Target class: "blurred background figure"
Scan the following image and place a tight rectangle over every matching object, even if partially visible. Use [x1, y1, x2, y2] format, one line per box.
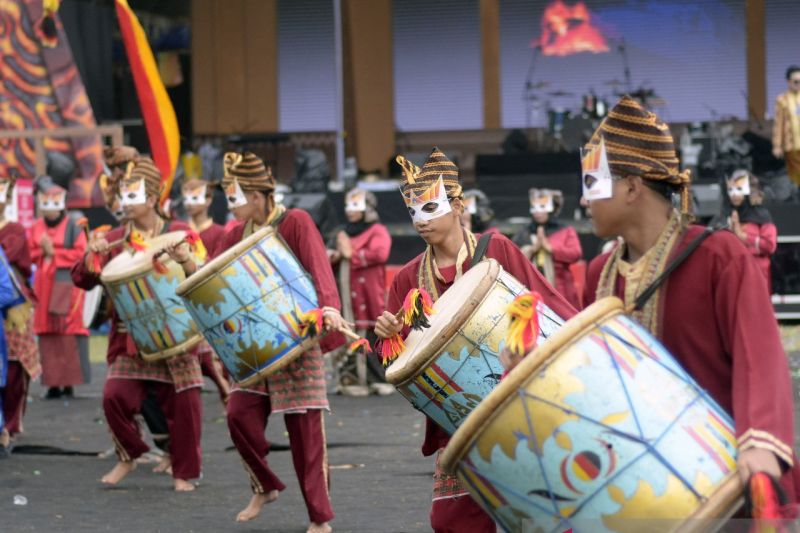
[722, 170, 777, 291]
[460, 189, 498, 234]
[30, 183, 89, 399]
[328, 188, 391, 395]
[514, 188, 583, 307]
[772, 65, 800, 186]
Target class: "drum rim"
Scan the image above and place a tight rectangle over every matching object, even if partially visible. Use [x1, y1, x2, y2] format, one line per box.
[139, 333, 204, 362]
[176, 226, 275, 297]
[440, 296, 623, 474]
[385, 259, 502, 385]
[100, 231, 187, 284]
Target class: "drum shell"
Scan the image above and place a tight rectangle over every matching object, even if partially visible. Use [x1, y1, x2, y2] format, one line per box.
[102, 253, 202, 361]
[385, 260, 564, 435]
[441, 298, 741, 531]
[176, 227, 319, 387]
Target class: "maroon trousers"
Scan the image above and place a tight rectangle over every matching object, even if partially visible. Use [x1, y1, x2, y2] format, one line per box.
[227, 390, 334, 524]
[103, 378, 202, 480]
[2, 362, 29, 436]
[431, 496, 496, 533]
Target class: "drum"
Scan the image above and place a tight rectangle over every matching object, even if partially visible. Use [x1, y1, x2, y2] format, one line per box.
[441, 297, 741, 533]
[100, 231, 203, 361]
[385, 259, 564, 435]
[82, 285, 107, 330]
[176, 226, 319, 387]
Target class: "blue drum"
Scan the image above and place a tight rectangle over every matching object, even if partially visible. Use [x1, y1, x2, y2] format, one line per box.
[176, 227, 318, 386]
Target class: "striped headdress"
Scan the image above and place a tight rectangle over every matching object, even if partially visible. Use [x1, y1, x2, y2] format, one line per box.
[396, 147, 462, 201]
[222, 151, 275, 193]
[121, 156, 170, 218]
[585, 96, 692, 213]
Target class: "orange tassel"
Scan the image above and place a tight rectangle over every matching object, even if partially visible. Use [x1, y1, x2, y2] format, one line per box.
[505, 292, 541, 357]
[127, 230, 147, 252]
[152, 254, 169, 274]
[300, 308, 325, 337]
[402, 288, 434, 331]
[347, 338, 371, 356]
[380, 334, 405, 366]
[184, 230, 207, 262]
[748, 473, 784, 525]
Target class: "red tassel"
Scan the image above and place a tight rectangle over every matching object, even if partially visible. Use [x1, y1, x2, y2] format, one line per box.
[505, 292, 542, 356]
[127, 230, 147, 252]
[347, 338, 371, 356]
[88, 251, 103, 274]
[380, 334, 405, 366]
[152, 254, 169, 274]
[402, 288, 434, 330]
[300, 308, 325, 337]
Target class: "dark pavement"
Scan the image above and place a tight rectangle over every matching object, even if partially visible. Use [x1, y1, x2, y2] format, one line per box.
[1, 363, 432, 533]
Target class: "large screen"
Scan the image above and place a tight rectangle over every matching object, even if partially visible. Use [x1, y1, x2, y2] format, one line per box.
[500, 0, 747, 127]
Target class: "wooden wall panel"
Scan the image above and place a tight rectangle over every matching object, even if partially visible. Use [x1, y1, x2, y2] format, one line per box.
[243, 0, 277, 132]
[746, 0, 766, 121]
[191, 0, 217, 133]
[480, 0, 500, 129]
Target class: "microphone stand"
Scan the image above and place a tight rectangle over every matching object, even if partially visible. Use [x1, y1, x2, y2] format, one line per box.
[618, 38, 633, 94]
[522, 45, 542, 128]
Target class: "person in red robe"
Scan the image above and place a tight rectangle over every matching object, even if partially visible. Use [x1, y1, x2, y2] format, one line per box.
[722, 170, 777, 292]
[0, 173, 40, 452]
[30, 185, 89, 398]
[513, 188, 583, 307]
[328, 188, 391, 392]
[579, 97, 799, 506]
[169, 152, 344, 533]
[374, 148, 577, 533]
[71, 157, 204, 492]
[180, 178, 229, 404]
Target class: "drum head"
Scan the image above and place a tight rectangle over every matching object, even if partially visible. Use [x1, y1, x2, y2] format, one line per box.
[82, 285, 104, 329]
[385, 259, 501, 385]
[100, 231, 187, 283]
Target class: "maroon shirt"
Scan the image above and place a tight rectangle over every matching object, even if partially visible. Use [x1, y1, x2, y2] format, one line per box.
[211, 209, 343, 352]
[197, 222, 225, 257]
[385, 232, 578, 456]
[0, 221, 33, 300]
[584, 225, 799, 501]
[346, 223, 391, 329]
[71, 221, 190, 363]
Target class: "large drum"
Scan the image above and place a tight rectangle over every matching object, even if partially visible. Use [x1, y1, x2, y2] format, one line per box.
[385, 259, 564, 435]
[100, 231, 203, 361]
[176, 227, 319, 387]
[441, 297, 741, 533]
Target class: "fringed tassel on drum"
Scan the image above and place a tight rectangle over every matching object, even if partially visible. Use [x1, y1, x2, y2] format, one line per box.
[87, 252, 104, 274]
[184, 230, 207, 261]
[151, 254, 170, 274]
[380, 335, 405, 366]
[402, 288, 434, 331]
[127, 230, 147, 252]
[746, 472, 790, 524]
[506, 292, 541, 356]
[300, 308, 325, 337]
[346, 338, 371, 356]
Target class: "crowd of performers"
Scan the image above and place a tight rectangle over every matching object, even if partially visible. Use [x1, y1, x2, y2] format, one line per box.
[0, 96, 794, 533]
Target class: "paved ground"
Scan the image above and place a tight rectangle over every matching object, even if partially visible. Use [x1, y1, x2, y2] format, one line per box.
[2, 338, 800, 533]
[1, 361, 432, 533]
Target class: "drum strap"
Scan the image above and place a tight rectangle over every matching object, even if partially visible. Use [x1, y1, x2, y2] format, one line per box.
[471, 233, 493, 266]
[633, 227, 715, 311]
[63, 217, 79, 250]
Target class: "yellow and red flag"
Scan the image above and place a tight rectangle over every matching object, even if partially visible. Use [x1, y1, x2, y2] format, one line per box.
[114, 0, 179, 207]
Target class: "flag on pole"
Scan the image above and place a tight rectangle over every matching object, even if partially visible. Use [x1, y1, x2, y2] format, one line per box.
[114, 0, 179, 206]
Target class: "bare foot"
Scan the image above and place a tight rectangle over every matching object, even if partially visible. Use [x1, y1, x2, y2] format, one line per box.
[152, 454, 171, 474]
[307, 522, 332, 533]
[173, 478, 196, 492]
[101, 461, 136, 485]
[235, 490, 279, 522]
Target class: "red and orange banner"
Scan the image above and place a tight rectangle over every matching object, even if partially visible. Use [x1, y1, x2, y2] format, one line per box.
[114, 0, 179, 205]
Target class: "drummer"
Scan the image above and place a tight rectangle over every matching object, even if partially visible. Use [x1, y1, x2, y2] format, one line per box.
[579, 97, 799, 504]
[71, 157, 204, 492]
[374, 148, 576, 533]
[0, 172, 40, 456]
[168, 151, 343, 533]
[29, 184, 90, 399]
[180, 178, 230, 405]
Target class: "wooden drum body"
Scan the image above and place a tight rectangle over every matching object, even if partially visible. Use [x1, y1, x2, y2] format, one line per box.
[176, 227, 318, 387]
[100, 231, 202, 361]
[441, 297, 741, 533]
[385, 259, 564, 435]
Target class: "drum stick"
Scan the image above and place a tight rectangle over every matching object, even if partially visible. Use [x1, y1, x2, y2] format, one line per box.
[337, 327, 361, 341]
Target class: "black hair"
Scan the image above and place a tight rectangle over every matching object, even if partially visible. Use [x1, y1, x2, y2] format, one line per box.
[786, 66, 800, 81]
[641, 179, 679, 201]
